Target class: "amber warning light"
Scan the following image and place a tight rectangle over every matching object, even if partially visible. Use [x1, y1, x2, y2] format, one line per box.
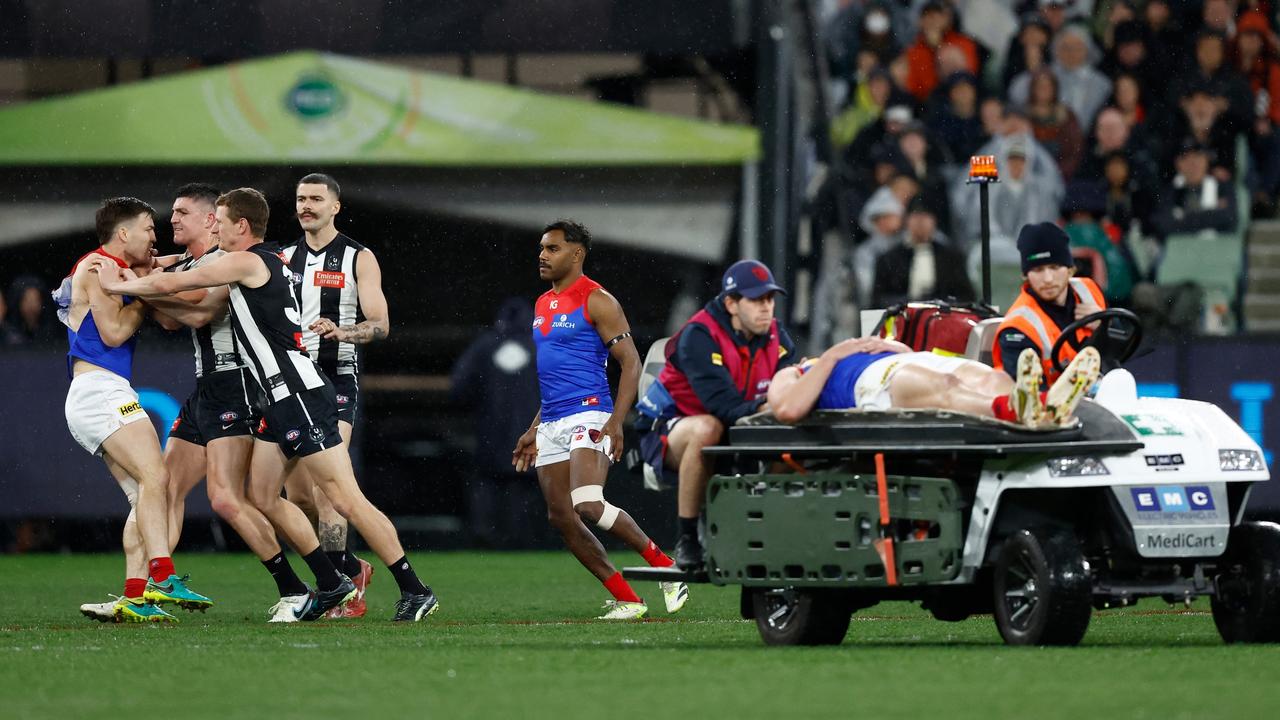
[967, 155, 999, 183]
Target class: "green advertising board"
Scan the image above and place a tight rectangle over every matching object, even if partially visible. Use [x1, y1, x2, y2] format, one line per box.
[0, 51, 758, 166]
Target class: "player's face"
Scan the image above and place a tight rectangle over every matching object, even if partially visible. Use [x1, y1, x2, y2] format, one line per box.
[538, 230, 581, 281]
[1026, 263, 1074, 304]
[171, 196, 212, 248]
[214, 205, 248, 251]
[726, 292, 776, 337]
[296, 183, 340, 233]
[118, 212, 157, 265]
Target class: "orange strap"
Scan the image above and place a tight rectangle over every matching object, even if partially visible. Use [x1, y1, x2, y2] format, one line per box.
[780, 453, 807, 475]
[874, 452, 898, 586]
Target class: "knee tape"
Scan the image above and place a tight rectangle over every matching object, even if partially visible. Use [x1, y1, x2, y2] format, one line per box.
[570, 485, 622, 531]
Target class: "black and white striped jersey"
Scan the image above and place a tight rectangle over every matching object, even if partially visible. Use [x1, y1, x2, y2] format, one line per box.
[228, 242, 327, 403]
[281, 233, 366, 378]
[163, 247, 243, 378]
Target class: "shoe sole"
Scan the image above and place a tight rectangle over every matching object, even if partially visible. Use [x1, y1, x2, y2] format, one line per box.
[1046, 348, 1101, 424]
[80, 608, 120, 624]
[143, 591, 213, 612]
[1013, 349, 1045, 427]
[114, 608, 176, 624]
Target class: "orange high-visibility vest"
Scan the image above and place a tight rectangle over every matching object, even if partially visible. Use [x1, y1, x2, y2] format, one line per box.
[992, 277, 1107, 384]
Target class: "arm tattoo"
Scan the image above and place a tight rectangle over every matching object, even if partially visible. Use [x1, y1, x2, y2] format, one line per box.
[318, 521, 347, 552]
[338, 321, 387, 344]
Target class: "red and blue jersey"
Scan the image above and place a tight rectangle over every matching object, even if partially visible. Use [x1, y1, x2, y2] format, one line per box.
[56, 248, 138, 381]
[533, 274, 613, 422]
[797, 352, 895, 409]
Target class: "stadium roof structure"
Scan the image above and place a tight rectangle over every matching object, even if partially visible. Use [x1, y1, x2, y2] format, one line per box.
[0, 52, 756, 260]
[0, 51, 758, 167]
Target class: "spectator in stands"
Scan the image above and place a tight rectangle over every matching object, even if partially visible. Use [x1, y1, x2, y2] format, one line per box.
[961, 140, 1062, 271]
[832, 66, 897, 150]
[871, 198, 974, 307]
[958, 108, 1065, 246]
[450, 298, 544, 548]
[848, 103, 914, 178]
[1232, 10, 1280, 215]
[1026, 68, 1085, 179]
[1096, 0, 1137, 53]
[3, 276, 58, 347]
[1141, 0, 1181, 54]
[1038, 0, 1075, 35]
[1078, 107, 1161, 188]
[927, 70, 986, 160]
[1062, 183, 1137, 305]
[1171, 30, 1254, 135]
[904, 0, 980, 103]
[855, 186, 907, 305]
[1012, 25, 1112, 131]
[1101, 150, 1156, 236]
[896, 120, 954, 233]
[1108, 72, 1148, 131]
[1002, 12, 1053, 92]
[1101, 20, 1167, 100]
[827, 0, 913, 80]
[979, 96, 1006, 147]
[1200, 0, 1236, 38]
[1170, 82, 1237, 181]
[1152, 139, 1239, 239]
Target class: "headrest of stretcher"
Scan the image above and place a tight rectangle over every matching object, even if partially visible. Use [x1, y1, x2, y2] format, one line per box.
[735, 405, 1084, 432]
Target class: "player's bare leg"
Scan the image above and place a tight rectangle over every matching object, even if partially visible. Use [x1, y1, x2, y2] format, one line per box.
[294, 443, 437, 620]
[537, 460, 617, 581]
[81, 460, 163, 623]
[205, 436, 280, 559]
[285, 422, 372, 617]
[99, 421, 210, 615]
[162, 437, 206, 551]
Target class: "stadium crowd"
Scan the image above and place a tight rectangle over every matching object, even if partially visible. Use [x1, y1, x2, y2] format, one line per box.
[821, 0, 1277, 333]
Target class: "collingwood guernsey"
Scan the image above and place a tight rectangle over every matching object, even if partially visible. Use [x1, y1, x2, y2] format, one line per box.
[282, 233, 366, 378]
[165, 248, 244, 376]
[228, 242, 327, 403]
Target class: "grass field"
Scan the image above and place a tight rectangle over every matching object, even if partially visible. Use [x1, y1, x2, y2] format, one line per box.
[2, 551, 1279, 719]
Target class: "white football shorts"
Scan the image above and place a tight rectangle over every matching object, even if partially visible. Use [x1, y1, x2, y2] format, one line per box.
[65, 370, 150, 456]
[534, 410, 613, 468]
[854, 352, 987, 410]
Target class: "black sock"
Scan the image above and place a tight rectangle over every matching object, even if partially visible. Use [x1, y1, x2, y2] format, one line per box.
[387, 556, 429, 595]
[679, 516, 699, 538]
[344, 553, 364, 578]
[262, 552, 309, 597]
[302, 548, 343, 591]
[325, 550, 348, 577]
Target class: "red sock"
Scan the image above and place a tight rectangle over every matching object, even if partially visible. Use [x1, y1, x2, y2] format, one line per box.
[124, 578, 147, 599]
[991, 395, 1017, 421]
[602, 572, 642, 603]
[641, 540, 675, 568]
[148, 556, 175, 583]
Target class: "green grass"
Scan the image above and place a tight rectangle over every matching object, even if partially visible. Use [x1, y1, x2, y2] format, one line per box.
[2, 551, 1278, 719]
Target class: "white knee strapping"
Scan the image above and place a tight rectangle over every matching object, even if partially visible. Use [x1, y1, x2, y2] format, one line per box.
[570, 485, 622, 531]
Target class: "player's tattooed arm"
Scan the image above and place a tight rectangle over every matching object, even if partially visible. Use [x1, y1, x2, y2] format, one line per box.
[312, 248, 392, 344]
[309, 318, 386, 344]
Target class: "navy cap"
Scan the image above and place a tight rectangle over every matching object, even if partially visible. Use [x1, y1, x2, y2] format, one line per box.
[1016, 222, 1073, 273]
[722, 259, 787, 299]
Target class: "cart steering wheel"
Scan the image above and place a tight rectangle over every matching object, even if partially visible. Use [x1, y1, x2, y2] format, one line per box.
[1048, 308, 1144, 373]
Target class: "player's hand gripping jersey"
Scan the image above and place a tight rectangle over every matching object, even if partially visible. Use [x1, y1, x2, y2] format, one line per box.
[532, 275, 614, 422]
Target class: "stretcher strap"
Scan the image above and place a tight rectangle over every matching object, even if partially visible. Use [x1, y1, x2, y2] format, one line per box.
[874, 452, 898, 587]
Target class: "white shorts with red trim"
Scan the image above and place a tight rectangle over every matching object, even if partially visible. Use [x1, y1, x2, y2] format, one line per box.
[854, 352, 987, 410]
[534, 410, 613, 468]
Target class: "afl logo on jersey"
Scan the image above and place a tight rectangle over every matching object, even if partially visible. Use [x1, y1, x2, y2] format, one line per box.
[532, 316, 545, 329]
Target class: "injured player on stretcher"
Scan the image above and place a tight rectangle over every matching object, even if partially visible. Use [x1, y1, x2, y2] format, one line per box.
[765, 337, 1101, 429]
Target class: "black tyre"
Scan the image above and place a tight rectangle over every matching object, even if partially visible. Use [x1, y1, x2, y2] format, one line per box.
[751, 588, 852, 646]
[992, 527, 1092, 646]
[1212, 521, 1280, 644]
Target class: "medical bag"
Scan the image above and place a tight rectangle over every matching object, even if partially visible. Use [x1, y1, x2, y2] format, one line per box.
[874, 301, 998, 355]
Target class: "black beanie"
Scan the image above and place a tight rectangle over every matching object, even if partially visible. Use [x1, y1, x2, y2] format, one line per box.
[1017, 222, 1073, 273]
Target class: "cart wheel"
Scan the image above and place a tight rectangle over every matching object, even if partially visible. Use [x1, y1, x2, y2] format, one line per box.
[1212, 522, 1280, 644]
[751, 588, 851, 646]
[992, 528, 1092, 646]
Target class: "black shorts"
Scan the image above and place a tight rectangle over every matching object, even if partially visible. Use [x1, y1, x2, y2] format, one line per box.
[635, 414, 681, 487]
[255, 384, 343, 460]
[168, 367, 261, 447]
[332, 372, 359, 424]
